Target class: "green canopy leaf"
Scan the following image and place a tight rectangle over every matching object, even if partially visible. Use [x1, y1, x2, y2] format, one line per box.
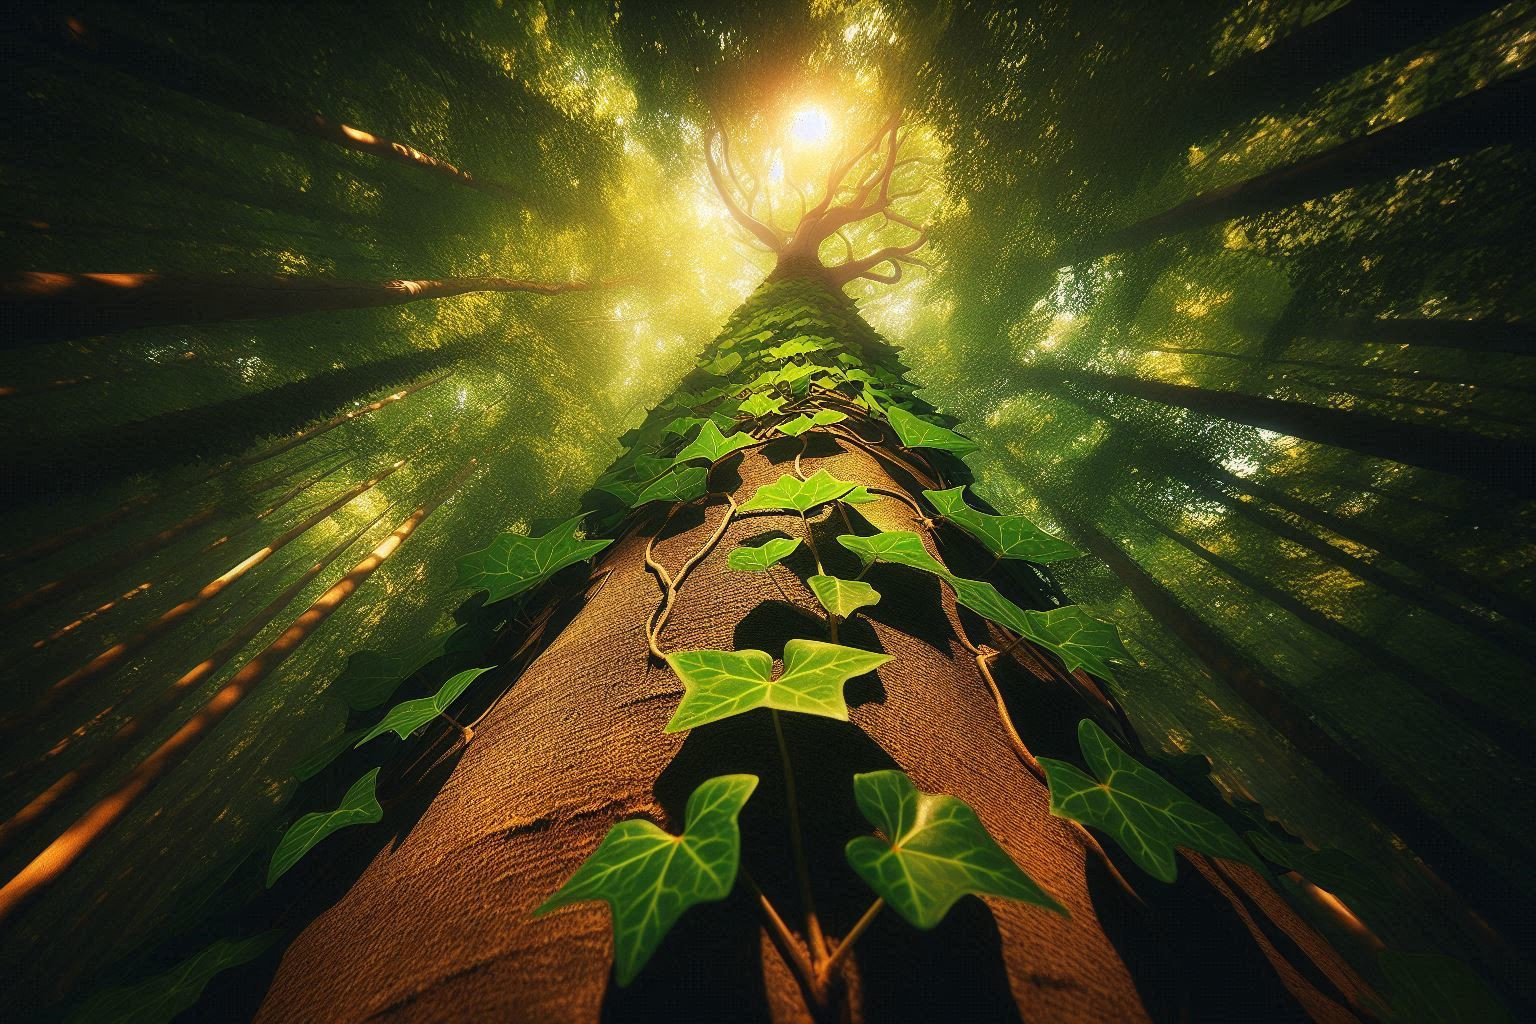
[633, 466, 709, 506]
[267, 768, 383, 887]
[457, 516, 611, 604]
[701, 351, 742, 376]
[923, 487, 1081, 563]
[738, 469, 861, 513]
[774, 409, 847, 436]
[664, 639, 891, 731]
[887, 406, 979, 457]
[356, 666, 493, 746]
[535, 774, 759, 985]
[808, 574, 881, 618]
[946, 578, 1131, 681]
[64, 933, 277, 1024]
[738, 391, 787, 419]
[836, 530, 947, 575]
[845, 770, 1065, 928]
[1039, 720, 1256, 882]
[673, 422, 757, 465]
[661, 415, 708, 439]
[726, 537, 801, 571]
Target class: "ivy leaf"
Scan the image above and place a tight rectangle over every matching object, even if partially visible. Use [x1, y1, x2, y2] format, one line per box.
[293, 728, 365, 781]
[661, 415, 708, 439]
[739, 392, 787, 419]
[775, 409, 847, 437]
[727, 537, 801, 571]
[836, 530, 947, 575]
[334, 626, 461, 711]
[1378, 951, 1513, 1024]
[64, 933, 277, 1024]
[1020, 605, 1134, 681]
[886, 406, 980, 457]
[535, 774, 759, 986]
[457, 516, 612, 604]
[356, 667, 493, 746]
[773, 362, 821, 393]
[845, 771, 1065, 928]
[664, 639, 891, 731]
[923, 487, 1081, 563]
[1039, 720, 1257, 882]
[633, 466, 709, 506]
[808, 575, 881, 618]
[673, 422, 757, 465]
[596, 478, 640, 505]
[267, 768, 383, 887]
[701, 351, 742, 376]
[769, 336, 830, 360]
[738, 469, 861, 513]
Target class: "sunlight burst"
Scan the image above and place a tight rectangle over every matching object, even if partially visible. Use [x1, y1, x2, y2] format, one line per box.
[789, 107, 831, 146]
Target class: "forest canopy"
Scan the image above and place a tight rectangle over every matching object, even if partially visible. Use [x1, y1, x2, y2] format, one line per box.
[1, 1, 1533, 1020]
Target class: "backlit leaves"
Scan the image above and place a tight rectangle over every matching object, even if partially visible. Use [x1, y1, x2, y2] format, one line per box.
[775, 409, 847, 436]
[924, 487, 1081, 563]
[738, 469, 862, 513]
[267, 768, 383, 887]
[356, 666, 493, 746]
[738, 391, 786, 419]
[727, 537, 801, 571]
[664, 639, 891, 731]
[1039, 720, 1256, 882]
[845, 771, 1065, 928]
[457, 516, 611, 604]
[886, 406, 979, 457]
[634, 466, 709, 506]
[836, 530, 948, 575]
[535, 774, 758, 985]
[673, 422, 756, 465]
[64, 933, 277, 1024]
[808, 575, 880, 618]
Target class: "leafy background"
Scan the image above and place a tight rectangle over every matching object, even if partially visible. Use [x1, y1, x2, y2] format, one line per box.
[1, 0, 1532, 1012]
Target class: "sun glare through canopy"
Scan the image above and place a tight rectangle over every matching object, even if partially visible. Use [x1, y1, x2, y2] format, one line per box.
[789, 106, 831, 146]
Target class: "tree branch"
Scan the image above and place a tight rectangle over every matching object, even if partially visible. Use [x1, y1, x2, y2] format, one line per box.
[705, 127, 785, 252]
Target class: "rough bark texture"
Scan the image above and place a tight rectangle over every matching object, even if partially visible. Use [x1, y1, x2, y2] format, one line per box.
[255, 285, 1372, 1020]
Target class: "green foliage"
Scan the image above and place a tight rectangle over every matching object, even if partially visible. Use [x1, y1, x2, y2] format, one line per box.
[293, 728, 365, 781]
[356, 666, 493, 746]
[1038, 721, 1256, 882]
[457, 516, 612, 604]
[738, 391, 787, 418]
[664, 640, 891, 731]
[885, 406, 979, 457]
[536, 774, 759, 985]
[673, 422, 757, 465]
[738, 469, 864, 513]
[64, 933, 277, 1024]
[807, 574, 881, 618]
[267, 768, 384, 887]
[775, 410, 848, 436]
[726, 537, 801, 571]
[845, 771, 1065, 928]
[1377, 951, 1513, 1024]
[923, 486, 1081, 563]
[633, 466, 709, 505]
[334, 625, 469, 711]
[837, 530, 948, 575]
[1245, 829, 1393, 916]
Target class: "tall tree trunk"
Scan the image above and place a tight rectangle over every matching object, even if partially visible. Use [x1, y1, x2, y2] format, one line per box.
[251, 276, 1372, 1023]
[1, 272, 595, 347]
[1062, 67, 1536, 264]
[1011, 362, 1536, 495]
[1303, 316, 1536, 357]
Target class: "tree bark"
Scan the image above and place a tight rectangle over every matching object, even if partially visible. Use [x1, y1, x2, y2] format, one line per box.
[1012, 362, 1536, 496]
[1, 272, 595, 347]
[1062, 66, 1536, 264]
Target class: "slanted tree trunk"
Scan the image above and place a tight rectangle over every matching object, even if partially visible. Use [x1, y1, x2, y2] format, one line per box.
[1062, 67, 1536, 265]
[252, 274, 1373, 1023]
[1, 272, 598, 347]
[1302, 317, 1536, 357]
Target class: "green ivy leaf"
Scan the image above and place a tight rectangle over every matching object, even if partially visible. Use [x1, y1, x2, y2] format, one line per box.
[808, 575, 881, 618]
[923, 487, 1081, 563]
[673, 422, 757, 465]
[356, 667, 493, 746]
[267, 768, 383, 887]
[661, 415, 708, 439]
[457, 516, 612, 604]
[775, 409, 848, 436]
[664, 639, 891, 731]
[738, 469, 861, 513]
[633, 466, 710, 506]
[596, 478, 640, 505]
[535, 774, 759, 985]
[1039, 720, 1257, 882]
[334, 626, 461, 711]
[739, 392, 787, 419]
[64, 933, 278, 1024]
[769, 336, 830, 360]
[836, 530, 947, 575]
[945, 578, 1131, 681]
[845, 770, 1065, 928]
[293, 728, 365, 781]
[1378, 951, 1513, 1024]
[886, 406, 980, 457]
[726, 537, 801, 571]
[701, 351, 742, 376]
